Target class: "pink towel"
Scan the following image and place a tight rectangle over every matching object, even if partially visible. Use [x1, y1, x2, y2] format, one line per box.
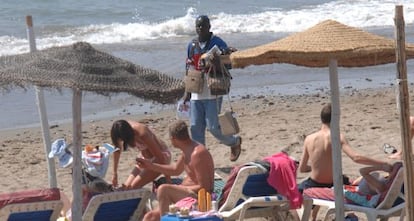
[264, 152, 303, 209]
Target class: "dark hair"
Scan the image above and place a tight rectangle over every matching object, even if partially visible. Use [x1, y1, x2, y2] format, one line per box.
[320, 103, 332, 124]
[169, 120, 190, 140]
[111, 120, 134, 151]
[196, 15, 210, 28]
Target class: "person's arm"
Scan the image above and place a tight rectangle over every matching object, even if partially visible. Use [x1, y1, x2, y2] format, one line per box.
[137, 154, 185, 177]
[111, 150, 121, 187]
[359, 164, 392, 193]
[299, 137, 311, 173]
[341, 134, 388, 165]
[185, 149, 213, 193]
[211, 35, 228, 52]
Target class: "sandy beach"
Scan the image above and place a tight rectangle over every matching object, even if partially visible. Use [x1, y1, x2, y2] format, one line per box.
[0, 86, 410, 221]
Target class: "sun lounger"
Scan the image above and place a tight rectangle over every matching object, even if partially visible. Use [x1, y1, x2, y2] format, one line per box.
[217, 164, 311, 221]
[309, 167, 405, 221]
[82, 188, 151, 221]
[0, 200, 63, 221]
[0, 187, 63, 221]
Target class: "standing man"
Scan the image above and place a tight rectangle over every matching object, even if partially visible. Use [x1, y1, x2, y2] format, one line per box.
[183, 15, 242, 161]
[139, 120, 215, 221]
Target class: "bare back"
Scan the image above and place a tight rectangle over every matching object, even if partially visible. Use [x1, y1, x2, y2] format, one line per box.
[304, 128, 334, 184]
[181, 143, 215, 193]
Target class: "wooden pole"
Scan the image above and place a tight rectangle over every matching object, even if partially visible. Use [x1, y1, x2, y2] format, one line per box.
[394, 5, 414, 220]
[25, 15, 57, 188]
[329, 59, 344, 221]
[71, 89, 83, 221]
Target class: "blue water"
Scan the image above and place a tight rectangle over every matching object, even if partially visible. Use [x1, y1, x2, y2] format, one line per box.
[1, 0, 414, 130]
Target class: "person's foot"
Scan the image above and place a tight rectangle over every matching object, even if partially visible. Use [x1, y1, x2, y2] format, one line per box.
[388, 151, 402, 160]
[230, 136, 242, 162]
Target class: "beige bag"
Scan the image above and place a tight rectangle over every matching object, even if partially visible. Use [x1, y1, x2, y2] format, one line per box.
[219, 111, 240, 136]
[218, 93, 240, 136]
[184, 69, 204, 93]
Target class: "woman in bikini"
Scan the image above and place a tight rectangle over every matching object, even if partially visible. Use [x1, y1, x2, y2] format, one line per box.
[110, 119, 172, 189]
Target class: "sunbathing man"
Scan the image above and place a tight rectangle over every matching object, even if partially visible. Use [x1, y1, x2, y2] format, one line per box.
[298, 103, 391, 220]
[138, 120, 215, 221]
[388, 116, 414, 159]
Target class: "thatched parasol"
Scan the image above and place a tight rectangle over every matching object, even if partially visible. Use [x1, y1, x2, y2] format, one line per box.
[0, 40, 184, 220]
[231, 18, 414, 220]
[0, 41, 184, 104]
[231, 19, 414, 68]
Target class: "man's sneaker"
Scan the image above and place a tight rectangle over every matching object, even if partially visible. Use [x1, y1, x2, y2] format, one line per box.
[230, 136, 242, 162]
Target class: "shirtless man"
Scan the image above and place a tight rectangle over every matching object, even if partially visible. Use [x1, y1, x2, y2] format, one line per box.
[388, 116, 414, 159]
[298, 103, 391, 221]
[138, 120, 215, 221]
[298, 103, 390, 192]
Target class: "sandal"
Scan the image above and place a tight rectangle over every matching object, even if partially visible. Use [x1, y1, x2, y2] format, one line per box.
[230, 137, 242, 162]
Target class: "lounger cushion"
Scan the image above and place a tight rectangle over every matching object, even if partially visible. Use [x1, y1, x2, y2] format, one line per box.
[0, 188, 60, 208]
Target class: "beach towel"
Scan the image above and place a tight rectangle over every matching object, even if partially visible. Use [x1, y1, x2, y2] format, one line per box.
[0, 188, 60, 209]
[264, 152, 303, 209]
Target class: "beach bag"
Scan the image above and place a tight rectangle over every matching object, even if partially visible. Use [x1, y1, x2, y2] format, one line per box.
[184, 69, 204, 93]
[219, 111, 240, 136]
[208, 70, 231, 95]
[206, 53, 232, 95]
[218, 94, 240, 136]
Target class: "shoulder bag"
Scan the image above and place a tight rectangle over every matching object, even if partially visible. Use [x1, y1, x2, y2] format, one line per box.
[218, 93, 240, 136]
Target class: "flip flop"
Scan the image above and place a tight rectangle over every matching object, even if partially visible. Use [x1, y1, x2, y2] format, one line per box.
[383, 143, 397, 154]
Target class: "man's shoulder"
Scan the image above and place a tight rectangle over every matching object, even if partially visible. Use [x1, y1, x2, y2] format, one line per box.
[193, 144, 212, 157]
[210, 35, 227, 45]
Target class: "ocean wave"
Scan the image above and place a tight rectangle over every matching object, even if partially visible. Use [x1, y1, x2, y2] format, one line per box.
[1, 0, 413, 56]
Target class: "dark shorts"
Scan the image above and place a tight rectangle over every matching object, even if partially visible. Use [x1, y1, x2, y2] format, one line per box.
[298, 175, 351, 193]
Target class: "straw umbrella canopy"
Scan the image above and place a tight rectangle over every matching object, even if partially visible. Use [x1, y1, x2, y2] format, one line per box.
[0, 41, 184, 220]
[0, 41, 184, 103]
[231, 20, 414, 68]
[230, 19, 414, 220]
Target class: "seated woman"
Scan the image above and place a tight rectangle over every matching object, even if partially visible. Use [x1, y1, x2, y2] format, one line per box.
[110, 119, 172, 189]
[304, 162, 402, 220]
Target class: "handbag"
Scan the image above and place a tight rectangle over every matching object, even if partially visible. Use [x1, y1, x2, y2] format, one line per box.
[218, 94, 240, 136]
[207, 56, 232, 95]
[184, 69, 204, 93]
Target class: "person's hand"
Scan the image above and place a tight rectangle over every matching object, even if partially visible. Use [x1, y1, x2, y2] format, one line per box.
[111, 173, 118, 187]
[136, 157, 151, 169]
[223, 47, 237, 55]
[182, 92, 191, 103]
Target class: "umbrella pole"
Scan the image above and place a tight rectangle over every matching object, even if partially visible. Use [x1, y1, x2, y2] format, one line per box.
[329, 59, 344, 221]
[395, 5, 414, 220]
[25, 15, 57, 188]
[71, 88, 83, 221]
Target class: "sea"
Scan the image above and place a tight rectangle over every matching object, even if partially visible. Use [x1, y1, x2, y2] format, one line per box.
[1, 0, 414, 131]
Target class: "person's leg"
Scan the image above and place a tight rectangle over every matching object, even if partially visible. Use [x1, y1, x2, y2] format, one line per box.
[59, 191, 71, 217]
[205, 97, 238, 146]
[143, 210, 161, 221]
[190, 100, 207, 145]
[124, 167, 161, 189]
[157, 184, 196, 214]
